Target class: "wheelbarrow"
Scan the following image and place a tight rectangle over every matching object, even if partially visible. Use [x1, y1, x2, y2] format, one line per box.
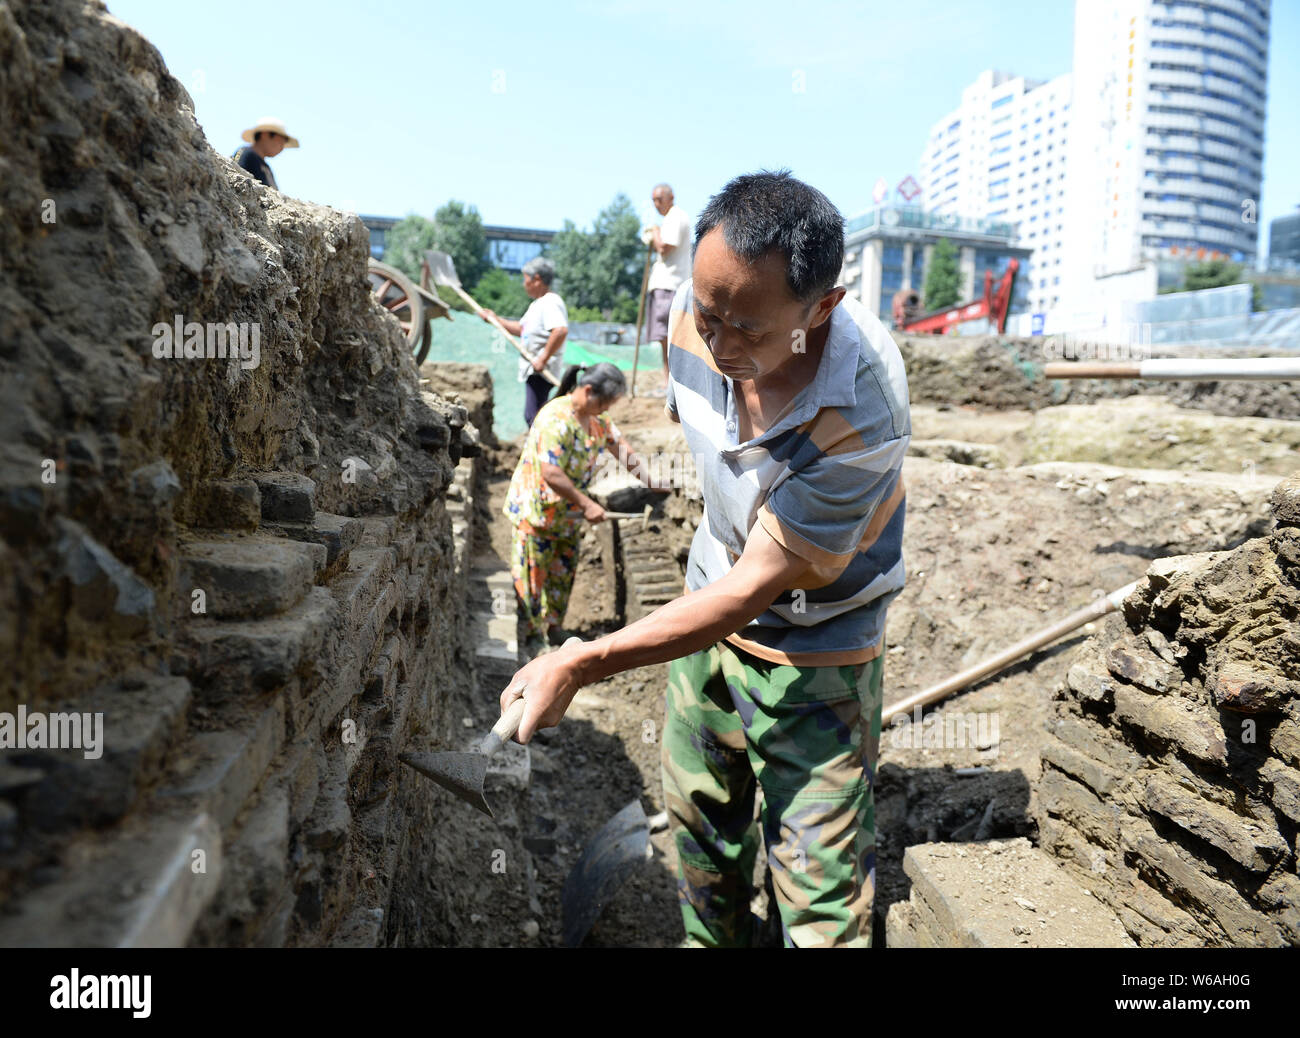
[368, 258, 452, 365]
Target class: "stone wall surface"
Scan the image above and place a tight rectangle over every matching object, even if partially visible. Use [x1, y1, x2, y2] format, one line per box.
[419, 361, 497, 450]
[0, 0, 485, 946]
[1034, 477, 1300, 947]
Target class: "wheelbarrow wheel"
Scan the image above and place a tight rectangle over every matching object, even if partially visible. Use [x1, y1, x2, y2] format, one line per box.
[367, 259, 425, 358]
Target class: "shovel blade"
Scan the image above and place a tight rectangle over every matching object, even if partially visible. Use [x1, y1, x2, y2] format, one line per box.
[422, 249, 462, 290]
[399, 751, 493, 818]
[561, 799, 649, 947]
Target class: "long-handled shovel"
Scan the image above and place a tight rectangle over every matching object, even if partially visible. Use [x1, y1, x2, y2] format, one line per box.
[630, 242, 654, 399]
[399, 696, 527, 818]
[423, 249, 561, 387]
[882, 580, 1140, 726]
[562, 799, 650, 947]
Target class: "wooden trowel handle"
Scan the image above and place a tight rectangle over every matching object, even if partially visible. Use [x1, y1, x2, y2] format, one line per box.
[481, 694, 526, 756]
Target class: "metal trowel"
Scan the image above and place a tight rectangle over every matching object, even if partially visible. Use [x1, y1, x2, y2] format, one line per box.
[399, 694, 527, 819]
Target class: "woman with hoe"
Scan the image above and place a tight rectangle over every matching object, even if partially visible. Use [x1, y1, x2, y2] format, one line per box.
[503, 362, 666, 655]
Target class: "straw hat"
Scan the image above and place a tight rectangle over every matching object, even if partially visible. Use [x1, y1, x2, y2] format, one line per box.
[240, 117, 300, 148]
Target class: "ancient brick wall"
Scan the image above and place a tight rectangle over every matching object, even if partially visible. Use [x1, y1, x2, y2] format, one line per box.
[1035, 476, 1300, 946]
[0, 0, 487, 946]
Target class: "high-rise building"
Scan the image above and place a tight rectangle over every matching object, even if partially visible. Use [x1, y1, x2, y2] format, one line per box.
[1061, 0, 1269, 308]
[1269, 208, 1300, 269]
[914, 1, 1270, 324]
[920, 70, 1072, 315]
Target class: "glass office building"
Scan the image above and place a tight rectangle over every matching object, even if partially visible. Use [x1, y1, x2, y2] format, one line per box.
[841, 206, 1032, 328]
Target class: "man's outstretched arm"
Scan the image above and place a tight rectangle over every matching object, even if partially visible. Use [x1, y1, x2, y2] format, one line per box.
[500, 520, 813, 742]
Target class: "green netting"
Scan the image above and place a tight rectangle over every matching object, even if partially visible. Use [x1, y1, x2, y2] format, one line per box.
[420, 315, 660, 442]
[564, 339, 663, 371]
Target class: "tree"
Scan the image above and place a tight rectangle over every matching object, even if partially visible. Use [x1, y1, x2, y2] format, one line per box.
[1182, 259, 1245, 292]
[922, 238, 962, 312]
[1162, 260, 1263, 310]
[432, 200, 489, 290]
[566, 304, 605, 323]
[473, 267, 531, 316]
[547, 194, 644, 317]
[609, 295, 639, 322]
[382, 215, 438, 282]
[381, 201, 489, 293]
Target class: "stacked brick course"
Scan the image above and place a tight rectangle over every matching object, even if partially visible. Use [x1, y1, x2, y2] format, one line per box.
[1035, 474, 1300, 946]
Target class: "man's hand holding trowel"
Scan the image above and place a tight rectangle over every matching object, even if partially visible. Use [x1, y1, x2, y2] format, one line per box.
[497, 640, 589, 745]
[497, 521, 810, 745]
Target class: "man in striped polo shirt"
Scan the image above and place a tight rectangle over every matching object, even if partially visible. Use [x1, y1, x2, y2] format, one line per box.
[498, 170, 910, 947]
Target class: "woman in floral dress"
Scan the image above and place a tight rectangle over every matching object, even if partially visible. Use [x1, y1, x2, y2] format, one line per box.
[504, 362, 660, 653]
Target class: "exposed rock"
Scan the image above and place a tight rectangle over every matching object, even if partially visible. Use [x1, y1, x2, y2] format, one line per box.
[1272, 472, 1300, 526]
[198, 479, 262, 531]
[253, 472, 317, 523]
[420, 362, 498, 448]
[54, 517, 157, 636]
[0, 0, 477, 949]
[1038, 517, 1300, 946]
[130, 460, 182, 506]
[1205, 658, 1297, 715]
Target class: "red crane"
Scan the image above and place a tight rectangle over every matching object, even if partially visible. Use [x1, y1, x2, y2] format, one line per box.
[900, 258, 1020, 335]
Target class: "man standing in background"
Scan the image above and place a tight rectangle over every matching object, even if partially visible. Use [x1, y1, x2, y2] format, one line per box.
[642, 183, 691, 390]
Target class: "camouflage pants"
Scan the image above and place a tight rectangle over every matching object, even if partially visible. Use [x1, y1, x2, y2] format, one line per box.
[661, 640, 884, 948]
[510, 520, 581, 643]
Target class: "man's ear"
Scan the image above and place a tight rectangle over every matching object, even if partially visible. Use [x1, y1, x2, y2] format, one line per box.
[809, 287, 846, 329]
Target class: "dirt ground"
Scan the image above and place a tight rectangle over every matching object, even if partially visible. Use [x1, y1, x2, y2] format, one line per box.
[469, 380, 1281, 948]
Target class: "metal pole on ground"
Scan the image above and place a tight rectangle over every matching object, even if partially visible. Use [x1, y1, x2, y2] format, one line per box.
[1044, 359, 1300, 381]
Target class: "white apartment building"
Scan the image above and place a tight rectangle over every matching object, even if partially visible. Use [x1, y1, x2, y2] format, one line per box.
[920, 70, 1072, 316]
[1060, 0, 1268, 314]
[917, 0, 1269, 325]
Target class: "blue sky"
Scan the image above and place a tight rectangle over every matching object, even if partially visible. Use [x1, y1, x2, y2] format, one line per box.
[112, 0, 1297, 255]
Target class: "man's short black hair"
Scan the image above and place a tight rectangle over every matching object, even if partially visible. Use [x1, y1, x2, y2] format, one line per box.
[694, 169, 844, 303]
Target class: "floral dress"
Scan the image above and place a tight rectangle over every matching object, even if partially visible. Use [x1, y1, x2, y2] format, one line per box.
[504, 394, 621, 642]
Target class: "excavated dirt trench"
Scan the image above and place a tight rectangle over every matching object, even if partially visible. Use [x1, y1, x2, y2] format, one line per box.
[3, 0, 1294, 949]
[423, 386, 1283, 948]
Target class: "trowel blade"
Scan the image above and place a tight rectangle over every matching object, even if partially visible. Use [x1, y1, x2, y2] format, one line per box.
[399, 751, 493, 818]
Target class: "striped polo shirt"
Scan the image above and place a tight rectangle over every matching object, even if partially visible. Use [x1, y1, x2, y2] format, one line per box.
[665, 281, 910, 667]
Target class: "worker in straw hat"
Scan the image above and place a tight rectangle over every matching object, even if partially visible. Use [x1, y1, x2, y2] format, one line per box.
[231, 117, 299, 190]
